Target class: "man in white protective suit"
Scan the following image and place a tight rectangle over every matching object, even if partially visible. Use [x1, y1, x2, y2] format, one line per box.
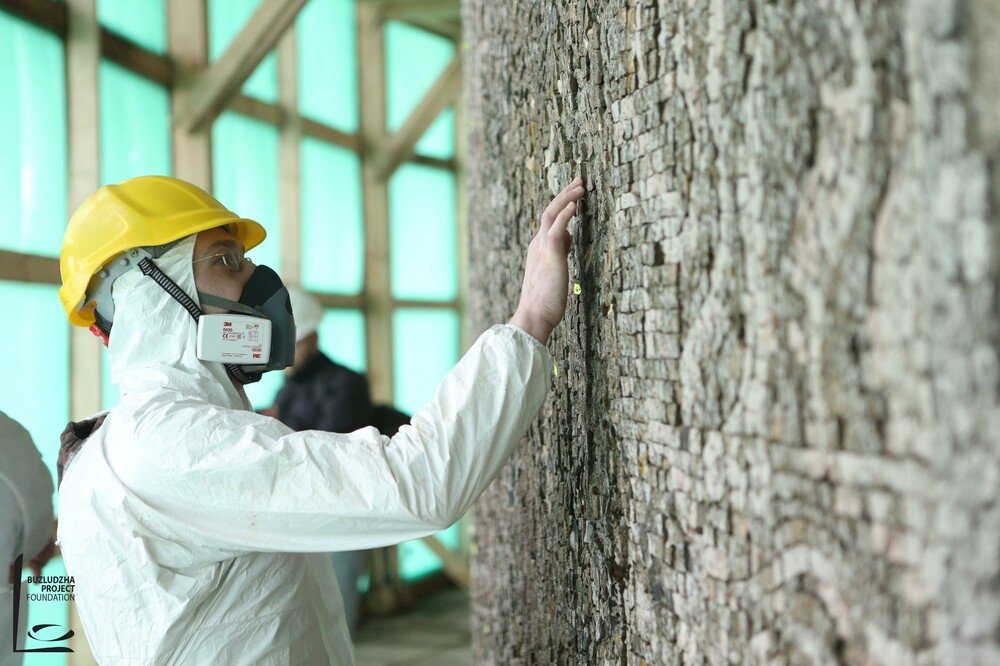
[1, 411, 56, 665]
[54, 174, 586, 664]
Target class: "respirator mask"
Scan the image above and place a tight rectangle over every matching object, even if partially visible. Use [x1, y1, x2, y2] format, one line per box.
[87, 240, 296, 384]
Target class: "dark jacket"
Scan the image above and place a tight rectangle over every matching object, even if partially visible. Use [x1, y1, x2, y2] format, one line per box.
[275, 352, 374, 433]
[271, 351, 410, 639]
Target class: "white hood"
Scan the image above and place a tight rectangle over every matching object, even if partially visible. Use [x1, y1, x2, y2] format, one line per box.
[107, 235, 247, 411]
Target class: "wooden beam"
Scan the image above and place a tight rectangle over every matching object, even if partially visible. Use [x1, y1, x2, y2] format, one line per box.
[0, 251, 59, 284]
[398, 15, 460, 42]
[315, 293, 365, 309]
[101, 31, 174, 87]
[173, 0, 308, 133]
[411, 154, 456, 170]
[168, 0, 212, 190]
[229, 93, 286, 126]
[374, 56, 461, 180]
[453, 67, 470, 571]
[392, 298, 459, 310]
[454, 63, 468, 353]
[0, 0, 177, 85]
[358, 2, 393, 405]
[0, 0, 66, 34]
[359, 0, 458, 18]
[357, 0, 405, 613]
[419, 535, 469, 590]
[224, 97, 450, 168]
[66, 2, 102, 661]
[302, 117, 362, 153]
[277, 26, 301, 285]
[381, 0, 459, 21]
[65, 0, 102, 416]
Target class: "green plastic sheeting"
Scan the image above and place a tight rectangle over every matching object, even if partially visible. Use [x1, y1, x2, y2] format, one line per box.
[0, 13, 67, 258]
[297, 0, 357, 132]
[99, 61, 172, 185]
[213, 112, 282, 409]
[384, 21, 455, 159]
[389, 164, 457, 301]
[391, 308, 459, 416]
[212, 112, 282, 272]
[384, 22, 462, 579]
[98, 60, 170, 408]
[0, 282, 68, 513]
[300, 138, 364, 295]
[399, 521, 460, 581]
[244, 367, 284, 411]
[97, 0, 166, 54]
[384, 21, 453, 133]
[318, 308, 367, 373]
[0, 281, 70, 666]
[392, 309, 460, 580]
[415, 105, 455, 159]
[207, 0, 278, 102]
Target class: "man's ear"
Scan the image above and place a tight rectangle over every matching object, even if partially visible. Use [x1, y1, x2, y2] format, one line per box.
[90, 323, 110, 347]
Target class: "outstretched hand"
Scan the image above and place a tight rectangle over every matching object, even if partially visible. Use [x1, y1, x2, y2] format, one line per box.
[508, 177, 586, 345]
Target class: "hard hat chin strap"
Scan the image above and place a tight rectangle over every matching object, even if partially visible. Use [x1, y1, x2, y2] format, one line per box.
[137, 257, 257, 385]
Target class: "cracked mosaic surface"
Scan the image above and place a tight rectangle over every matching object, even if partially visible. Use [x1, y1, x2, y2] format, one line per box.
[463, 1, 1000, 663]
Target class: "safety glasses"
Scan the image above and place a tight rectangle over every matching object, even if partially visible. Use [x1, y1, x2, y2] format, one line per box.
[192, 248, 244, 272]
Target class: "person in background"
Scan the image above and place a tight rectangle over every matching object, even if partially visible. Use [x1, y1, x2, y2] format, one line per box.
[1, 411, 56, 665]
[269, 286, 373, 637]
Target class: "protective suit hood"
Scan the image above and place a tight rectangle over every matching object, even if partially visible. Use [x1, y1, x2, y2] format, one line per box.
[107, 235, 247, 411]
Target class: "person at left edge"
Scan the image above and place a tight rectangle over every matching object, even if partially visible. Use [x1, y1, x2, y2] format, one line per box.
[1, 411, 56, 665]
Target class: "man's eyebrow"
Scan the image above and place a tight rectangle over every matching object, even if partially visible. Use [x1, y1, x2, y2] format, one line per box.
[199, 239, 243, 259]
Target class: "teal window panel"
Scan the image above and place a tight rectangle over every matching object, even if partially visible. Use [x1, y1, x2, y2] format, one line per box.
[297, 0, 357, 132]
[414, 105, 454, 160]
[399, 523, 460, 581]
[0, 13, 67, 258]
[212, 112, 281, 273]
[391, 308, 458, 416]
[0, 282, 68, 515]
[384, 20, 453, 134]
[97, 0, 166, 54]
[317, 308, 366, 373]
[388, 164, 456, 301]
[207, 0, 278, 102]
[300, 138, 363, 295]
[244, 369, 283, 411]
[392, 307, 460, 581]
[99, 61, 172, 185]
[101, 351, 121, 411]
[2, 281, 70, 666]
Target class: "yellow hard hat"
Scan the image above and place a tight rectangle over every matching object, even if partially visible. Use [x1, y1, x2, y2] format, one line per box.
[59, 175, 267, 328]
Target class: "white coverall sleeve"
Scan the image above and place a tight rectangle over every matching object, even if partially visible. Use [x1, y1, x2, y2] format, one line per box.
[121, 323, 552, 555]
